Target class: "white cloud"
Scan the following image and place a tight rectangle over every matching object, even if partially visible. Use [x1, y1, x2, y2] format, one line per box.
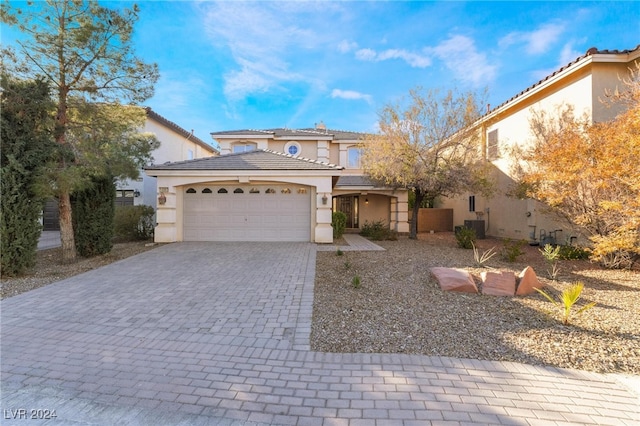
[530, 41, 583, 81]
[200, 2, 341, 101]
[428, 35, 496, 86]
[338, 40, 358, 53]
[500, 22, 565, 55]
[354, 48, 431, 68]
[331, 89, 372, 104]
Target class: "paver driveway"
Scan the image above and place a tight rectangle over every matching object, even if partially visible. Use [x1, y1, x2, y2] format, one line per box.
[2, 242, 639, 425]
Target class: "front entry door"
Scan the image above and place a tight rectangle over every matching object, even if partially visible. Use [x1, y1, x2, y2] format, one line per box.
[335, 196, 359, 229]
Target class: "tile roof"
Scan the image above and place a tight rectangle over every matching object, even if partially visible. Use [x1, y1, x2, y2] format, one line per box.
[211, 127, 368, 141]
[335, 176, 376, 187]
[145, 149, 344, 171]
[485, 45, 640, 116]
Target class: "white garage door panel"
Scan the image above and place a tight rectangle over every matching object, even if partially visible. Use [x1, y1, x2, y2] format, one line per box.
[183, 185, 311, 242]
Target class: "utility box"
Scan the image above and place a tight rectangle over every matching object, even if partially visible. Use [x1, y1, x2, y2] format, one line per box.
[464, 220, 486, 239]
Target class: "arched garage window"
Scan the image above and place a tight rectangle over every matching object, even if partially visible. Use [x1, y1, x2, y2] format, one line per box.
[233, 188, 244, 193]
[218, 188, 228, 194]
[202, 188, 212, 193]
[266, 188, 276, 194]
[186, 188, 196, 193]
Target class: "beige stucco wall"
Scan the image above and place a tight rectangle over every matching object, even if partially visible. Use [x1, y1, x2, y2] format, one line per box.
[150, 172, 335, 243]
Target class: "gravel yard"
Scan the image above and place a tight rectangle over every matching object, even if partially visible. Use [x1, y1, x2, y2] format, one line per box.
[312, 233, 640, 374]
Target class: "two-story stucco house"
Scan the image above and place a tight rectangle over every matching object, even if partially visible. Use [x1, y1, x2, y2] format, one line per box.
[441, 45, 640, 245]
[145, 123, 409, 243]
[42, 108, 218, 230]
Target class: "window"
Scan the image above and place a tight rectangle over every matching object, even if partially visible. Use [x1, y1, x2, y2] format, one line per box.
[266, 188, 276, 194]
[469, 195, 476, 212]
[186, 188, 196, 194]
[217, 188, 228, 194]
[233, 188, 244, 193]
[284, 141, 301, 157]
[487, 129, 499, 160]
[281, 188, 291, 194]
[347, 147, 362, 168]
[297, 188, 307, 194]
[249, 188, 260, 194]
[233, 143, 256, 153]
[202, 188, 212, 193]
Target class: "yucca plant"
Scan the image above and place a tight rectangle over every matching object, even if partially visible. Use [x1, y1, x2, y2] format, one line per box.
[472, 243, 497, 267]
[535, 281, 596, 325]
[540, 244, 561, 280]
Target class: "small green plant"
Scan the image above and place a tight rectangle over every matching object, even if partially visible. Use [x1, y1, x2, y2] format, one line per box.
[455, 226, 476, 249]
[336, 248, 344, 256]
[540, 244, 561, 280]
[535, 281, 596, 325]
[360, 220, 396, 241]
[344, 260, 351, 270]
[557, 244, 590, 260]
[332, 211, 347, 239]
[472, 243, 497, 267]
[500, 238, 525, 262]
[351, 275, 361, 289]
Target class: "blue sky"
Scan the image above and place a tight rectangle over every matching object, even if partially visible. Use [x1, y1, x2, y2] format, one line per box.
[5, 1, 639, 148]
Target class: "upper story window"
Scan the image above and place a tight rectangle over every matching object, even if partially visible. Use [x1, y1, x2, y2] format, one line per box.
[487, 129, 499, 160]
[233, 142, 256, 153]
[284, 141, 301, 157]
[347, 147, 363, 168]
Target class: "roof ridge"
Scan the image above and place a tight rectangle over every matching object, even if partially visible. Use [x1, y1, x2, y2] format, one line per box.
[485, 44, 640, 117]
[263, 149, 343, 169]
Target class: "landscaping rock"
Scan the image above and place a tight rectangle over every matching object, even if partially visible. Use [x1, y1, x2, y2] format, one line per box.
[430, 267, 478, 293]
[481, 271, 516, 296]
[516, 266, 543, 295]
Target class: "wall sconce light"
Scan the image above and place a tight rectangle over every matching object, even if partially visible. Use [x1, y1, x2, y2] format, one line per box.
[133, 190, 141, 197]
[365, 198, 369, 205]
[321, 194, 328, 205]
[158, 192, 167, 205]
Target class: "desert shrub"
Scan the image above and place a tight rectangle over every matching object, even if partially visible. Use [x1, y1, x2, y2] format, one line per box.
[557, 244, 590, 260]
[589, 229, 639, 269]
[501, 238, 526, 262]
[455, 226, 476, 249]
[360, 220, 397, 241]
[332, 211, 347, 239]
[72, 175, 115, 257]
[352, 275, 361, 289]
[114, 205, 155, 241]
[540, 244, 561, 280]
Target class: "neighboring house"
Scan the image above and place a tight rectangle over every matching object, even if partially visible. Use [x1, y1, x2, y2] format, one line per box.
[440, 45, 640, 244]
[42, 108, 218, 230]
[145, 123, 410, 243]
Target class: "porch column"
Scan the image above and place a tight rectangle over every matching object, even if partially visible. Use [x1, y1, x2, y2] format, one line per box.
[392, 193, 410, 234]
[314, 179, 334, 243]
[154, 183, 178, 242]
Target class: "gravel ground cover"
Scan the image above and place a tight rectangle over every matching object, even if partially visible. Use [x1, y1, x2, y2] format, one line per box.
[312, 233, 640, 374]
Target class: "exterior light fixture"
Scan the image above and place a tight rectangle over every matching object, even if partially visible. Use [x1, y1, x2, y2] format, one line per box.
[365, 198, 369, 205]
[158, 192, 167, 205]
[133, 190, 141, 197]
[321, 194, 328, 205]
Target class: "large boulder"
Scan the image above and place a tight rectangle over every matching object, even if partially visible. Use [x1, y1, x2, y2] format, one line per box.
[430, 267, 478, 293]
[516, 266, 543, 295]
[481, 271, 516, 296]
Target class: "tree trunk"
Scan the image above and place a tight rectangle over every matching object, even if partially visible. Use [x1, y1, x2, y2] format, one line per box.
[58, 190, 76, 263]
[410, 190, 425, 239]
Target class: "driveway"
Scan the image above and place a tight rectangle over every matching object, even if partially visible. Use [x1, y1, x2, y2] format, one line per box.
[2, 242, 639, 425]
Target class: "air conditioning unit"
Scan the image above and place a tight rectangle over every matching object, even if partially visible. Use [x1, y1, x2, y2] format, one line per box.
[464, 220, 485, 239]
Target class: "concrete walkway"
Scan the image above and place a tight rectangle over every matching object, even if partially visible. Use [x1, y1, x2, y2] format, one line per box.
[2, 242, 638, 425]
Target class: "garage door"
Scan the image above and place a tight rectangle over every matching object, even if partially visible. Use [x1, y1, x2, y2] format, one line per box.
[183, 184, 311, 242]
